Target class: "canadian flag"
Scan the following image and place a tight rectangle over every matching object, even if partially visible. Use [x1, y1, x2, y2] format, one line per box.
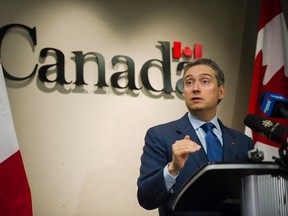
[0, 65, 33, 215]
[246, 0, 288, 161]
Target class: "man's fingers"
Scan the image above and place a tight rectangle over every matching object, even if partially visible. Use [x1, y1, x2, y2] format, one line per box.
[173, 140, 201, 154]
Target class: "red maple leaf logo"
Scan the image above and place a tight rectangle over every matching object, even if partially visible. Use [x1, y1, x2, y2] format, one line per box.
[182, 46, 193, 57]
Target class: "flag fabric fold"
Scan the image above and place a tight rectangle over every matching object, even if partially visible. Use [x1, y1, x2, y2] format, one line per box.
[246, 0, 288, 161]
[0, 64, 33, 215]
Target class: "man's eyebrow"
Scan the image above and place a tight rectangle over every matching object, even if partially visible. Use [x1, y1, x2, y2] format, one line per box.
[184, 73, 212, 80]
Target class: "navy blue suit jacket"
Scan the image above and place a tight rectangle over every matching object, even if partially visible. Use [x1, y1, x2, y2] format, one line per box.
[137, 113, 253, 216]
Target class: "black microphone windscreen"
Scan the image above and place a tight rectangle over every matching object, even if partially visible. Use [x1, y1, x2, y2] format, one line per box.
[244, 114, 288, 144]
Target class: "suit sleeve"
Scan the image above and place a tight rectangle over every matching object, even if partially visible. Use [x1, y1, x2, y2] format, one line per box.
[137, 127, 171, 210]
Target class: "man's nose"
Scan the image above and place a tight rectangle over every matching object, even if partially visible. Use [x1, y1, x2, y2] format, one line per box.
[192, 81, 200, 92]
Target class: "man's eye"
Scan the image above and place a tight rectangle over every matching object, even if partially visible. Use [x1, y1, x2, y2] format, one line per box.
[202, 80, 210, 85]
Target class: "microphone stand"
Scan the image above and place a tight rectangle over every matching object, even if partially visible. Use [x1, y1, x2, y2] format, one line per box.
[272, 143, 288, 172]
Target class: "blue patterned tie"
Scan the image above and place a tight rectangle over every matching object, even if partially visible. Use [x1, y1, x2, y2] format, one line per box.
[201, 122, 223, 162]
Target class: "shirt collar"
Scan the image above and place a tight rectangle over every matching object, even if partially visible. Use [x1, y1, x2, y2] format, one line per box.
[187, 112, 221, 131]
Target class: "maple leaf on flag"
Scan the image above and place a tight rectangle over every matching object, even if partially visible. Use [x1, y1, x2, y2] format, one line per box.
[182, 46, 193, 57]
[246, 0, 288, 161]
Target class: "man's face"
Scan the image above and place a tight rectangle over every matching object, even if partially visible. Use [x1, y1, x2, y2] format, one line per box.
[183, 64, 225, 116]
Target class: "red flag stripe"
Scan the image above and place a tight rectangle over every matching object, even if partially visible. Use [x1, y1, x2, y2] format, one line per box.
[0, 151, 32, 215]
[258, 0, 282, 30]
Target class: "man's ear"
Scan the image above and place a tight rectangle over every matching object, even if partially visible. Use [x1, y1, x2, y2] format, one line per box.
[218, 85, 225, 100]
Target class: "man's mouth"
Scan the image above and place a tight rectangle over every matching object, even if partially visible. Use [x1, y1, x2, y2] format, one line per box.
[192, 97, 202, 101]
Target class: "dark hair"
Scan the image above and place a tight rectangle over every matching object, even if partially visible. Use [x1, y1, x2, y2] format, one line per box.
[183, 58, 225, 86]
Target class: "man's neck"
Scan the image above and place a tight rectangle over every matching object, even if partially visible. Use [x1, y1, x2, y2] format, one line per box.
[189, 110, 217, 122]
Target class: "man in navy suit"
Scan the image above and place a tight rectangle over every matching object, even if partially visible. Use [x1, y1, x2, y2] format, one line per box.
[137, 58, 253, 216]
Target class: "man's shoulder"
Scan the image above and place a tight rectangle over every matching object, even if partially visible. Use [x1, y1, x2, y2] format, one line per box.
[148, 113, 189, 132]
[220, 121, 252, 141]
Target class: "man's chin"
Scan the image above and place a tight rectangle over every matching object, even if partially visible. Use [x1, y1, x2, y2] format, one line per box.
[189, 106, 204, 112]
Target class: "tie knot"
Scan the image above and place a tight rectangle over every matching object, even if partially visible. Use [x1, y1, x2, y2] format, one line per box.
[201, 122, 214, 133]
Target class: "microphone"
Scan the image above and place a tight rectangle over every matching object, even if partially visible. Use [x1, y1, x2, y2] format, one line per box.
[244, 114, 288, 145]
[260, 92, 288, 118]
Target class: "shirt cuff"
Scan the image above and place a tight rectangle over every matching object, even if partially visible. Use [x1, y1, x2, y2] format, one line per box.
[163, 163, 178, 193]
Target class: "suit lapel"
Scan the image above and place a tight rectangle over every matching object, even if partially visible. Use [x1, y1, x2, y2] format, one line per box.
[219, 121, 240, 161]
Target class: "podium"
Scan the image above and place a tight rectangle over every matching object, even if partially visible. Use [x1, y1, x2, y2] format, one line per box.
[171, 162, 288, 216]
